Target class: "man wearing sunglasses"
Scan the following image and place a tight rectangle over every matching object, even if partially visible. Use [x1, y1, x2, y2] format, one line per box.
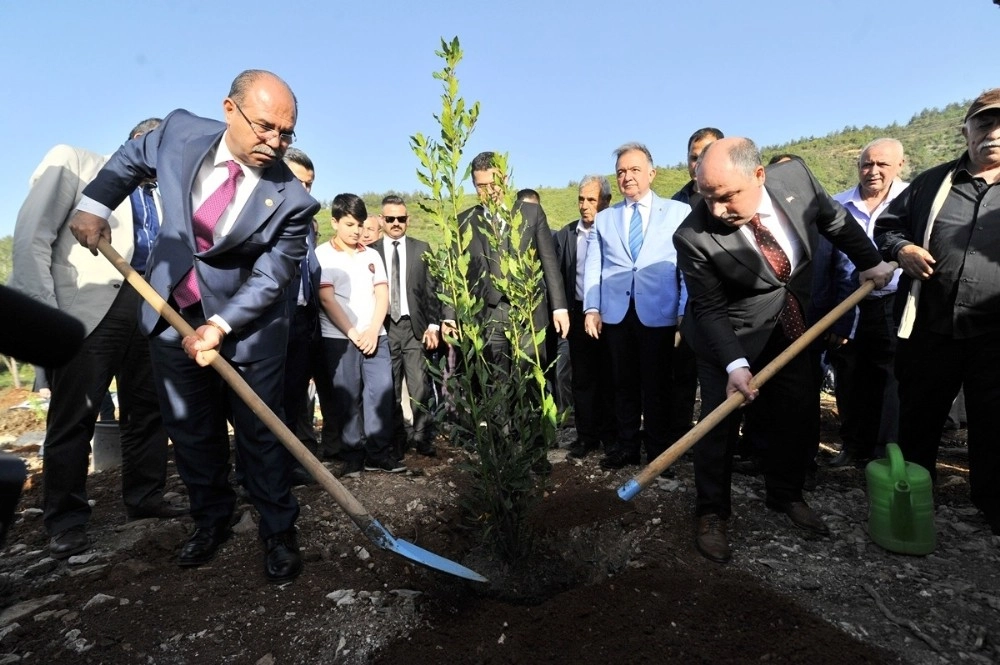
[373, 196, 441, 458]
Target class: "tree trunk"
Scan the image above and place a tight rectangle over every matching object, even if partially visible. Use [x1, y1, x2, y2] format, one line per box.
[2, 356, 20, 389]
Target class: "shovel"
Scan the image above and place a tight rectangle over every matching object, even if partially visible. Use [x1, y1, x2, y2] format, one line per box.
[98, 239, 487, 582]
[618, 264, 896, 502]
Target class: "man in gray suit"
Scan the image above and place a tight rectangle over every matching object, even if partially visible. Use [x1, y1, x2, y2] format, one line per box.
[674, 137, 894, 563]
[69, 70, 319, 583]
[10, 119, 183, 560]
[553, 176, 616, 459]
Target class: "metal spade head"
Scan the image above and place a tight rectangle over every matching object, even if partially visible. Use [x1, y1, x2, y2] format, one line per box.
[360, 518, 488, 583]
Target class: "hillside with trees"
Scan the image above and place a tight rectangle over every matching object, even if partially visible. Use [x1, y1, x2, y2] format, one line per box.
[348, 100, 969, 244]
[0, 101, 971, 278]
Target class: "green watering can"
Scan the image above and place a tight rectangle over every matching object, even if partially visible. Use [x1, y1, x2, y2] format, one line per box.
[865, 443, 936, 555]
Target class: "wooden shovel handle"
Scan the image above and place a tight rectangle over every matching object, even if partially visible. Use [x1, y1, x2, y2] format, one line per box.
[622, 263, 897, 498]
[97, 239, 372, 523]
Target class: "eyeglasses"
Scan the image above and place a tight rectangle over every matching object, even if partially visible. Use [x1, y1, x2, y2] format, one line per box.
[232, 101, 296, 144]
[383, 216, 408, 224]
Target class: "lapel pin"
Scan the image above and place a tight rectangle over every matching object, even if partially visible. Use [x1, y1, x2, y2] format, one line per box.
[265, 198, 274, 207]
[785, 196, 795, 203]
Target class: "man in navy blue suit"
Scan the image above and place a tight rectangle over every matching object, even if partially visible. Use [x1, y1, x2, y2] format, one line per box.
[69, 70, 320, 583]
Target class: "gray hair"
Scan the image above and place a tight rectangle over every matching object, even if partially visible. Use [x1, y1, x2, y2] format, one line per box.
[858, 137, 905, 165]
[579, 174, 612, 201]
[613, 142, 653, 167]
[701, 138, 761, 178]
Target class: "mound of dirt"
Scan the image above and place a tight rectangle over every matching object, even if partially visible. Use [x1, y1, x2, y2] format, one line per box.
[0, 393, 996, 664]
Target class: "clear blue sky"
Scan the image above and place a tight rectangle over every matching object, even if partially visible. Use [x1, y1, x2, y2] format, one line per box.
[1, 0, 996, 238]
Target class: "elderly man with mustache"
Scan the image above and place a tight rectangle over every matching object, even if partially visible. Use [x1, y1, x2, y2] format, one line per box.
[876, 88, 1000, 537]
[823, 138, 909, 468]
[68, 69, 320, 583]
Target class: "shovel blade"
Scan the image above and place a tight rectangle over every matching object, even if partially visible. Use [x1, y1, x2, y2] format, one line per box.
[360, 517, 488, 583]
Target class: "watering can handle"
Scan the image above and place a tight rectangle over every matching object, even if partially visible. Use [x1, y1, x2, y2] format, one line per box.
[885, 443, 907, 485]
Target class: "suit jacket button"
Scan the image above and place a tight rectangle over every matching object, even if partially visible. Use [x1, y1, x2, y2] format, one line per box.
[626, 291, 631, 296]
[632, 267, 637, 272]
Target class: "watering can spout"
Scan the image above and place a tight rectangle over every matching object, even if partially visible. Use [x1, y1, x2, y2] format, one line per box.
[890, 480, 913, 541]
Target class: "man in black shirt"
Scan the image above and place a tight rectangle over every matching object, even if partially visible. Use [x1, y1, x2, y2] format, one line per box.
[875, 88, 1000, 535]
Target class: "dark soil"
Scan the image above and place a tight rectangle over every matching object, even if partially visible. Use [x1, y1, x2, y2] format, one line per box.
[0, 389, 995, 664]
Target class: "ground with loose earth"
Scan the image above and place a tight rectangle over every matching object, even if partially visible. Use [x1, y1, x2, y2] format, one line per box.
[0, 386, 997, 664]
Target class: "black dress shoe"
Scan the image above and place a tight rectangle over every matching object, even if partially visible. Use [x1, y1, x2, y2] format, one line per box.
[599, 450, 641, 470]
[695, 514, 730, 563]
[765, 499, 830, 536]
[566, 440, 598, 459]
[531, 457, 553, 475]
[127, 500, 190, 520]
[264, 530, 302, 583]
[49, 525, 89, 559]
[826, 448, 873, 468]
[414, 442, 437, 457]
[733, 456, 764, 476]
[825, 448, 856, 468]
[178, 525, 232, 567]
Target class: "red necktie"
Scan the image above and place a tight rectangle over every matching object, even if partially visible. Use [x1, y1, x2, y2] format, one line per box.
[748, 214, 806, 340]
[173, 160, 243, 309]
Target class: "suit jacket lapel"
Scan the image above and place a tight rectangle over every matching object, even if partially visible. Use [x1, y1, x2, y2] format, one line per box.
[613, 202, 630, 257]
[210, 175, 284, 254]
[705, 214, 781, 285]
[181, 130, 225, 253]
[638, 195, 671, 267]
[405, 237, 420, 298]
[566, 220, 578, 272]
[765, 183, 811, 265]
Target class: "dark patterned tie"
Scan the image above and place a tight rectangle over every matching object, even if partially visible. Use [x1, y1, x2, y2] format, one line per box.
[748, 214, 806, 340]
[174, 160, 243, 309]
[390, 240, 402, 322]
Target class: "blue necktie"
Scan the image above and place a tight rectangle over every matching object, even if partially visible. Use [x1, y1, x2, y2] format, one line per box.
[628, 203, 643, 260]
[129, 186, 160, 273]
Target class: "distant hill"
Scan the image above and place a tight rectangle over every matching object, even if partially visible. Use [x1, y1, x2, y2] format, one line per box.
[329, 100, 968, 246]
[0, 101, 971, 281]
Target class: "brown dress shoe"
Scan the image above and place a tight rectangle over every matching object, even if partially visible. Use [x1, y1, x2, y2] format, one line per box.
[695, 514, 730, 563]
[765, 499, 830, 536]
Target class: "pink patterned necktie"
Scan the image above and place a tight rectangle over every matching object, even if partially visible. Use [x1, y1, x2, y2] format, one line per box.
[173, 160, 243, 309]
[748, 214, 806, 340]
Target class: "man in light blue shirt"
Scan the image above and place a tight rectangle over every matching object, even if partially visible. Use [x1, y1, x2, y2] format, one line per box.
[827, 138, 908, 467]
